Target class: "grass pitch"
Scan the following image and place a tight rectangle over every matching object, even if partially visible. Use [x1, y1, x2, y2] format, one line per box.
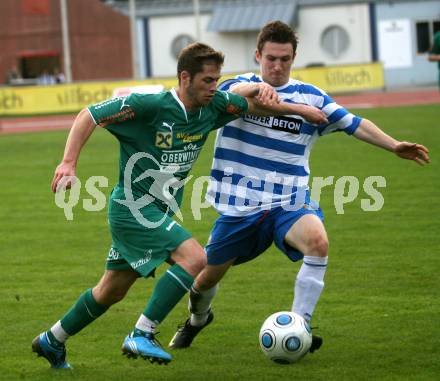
[0, 104, 439, 381]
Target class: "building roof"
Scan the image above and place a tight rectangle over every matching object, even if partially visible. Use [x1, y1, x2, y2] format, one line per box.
[208, 0, 298, 32]
[103, 0, 431, 18]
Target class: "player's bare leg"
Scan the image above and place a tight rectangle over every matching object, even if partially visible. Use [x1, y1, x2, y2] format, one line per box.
[93, 269, 140, 305]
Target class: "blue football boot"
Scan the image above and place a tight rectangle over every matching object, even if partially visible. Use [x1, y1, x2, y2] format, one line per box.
[122, 331, 172, 365]
[32, 332, 71, 369]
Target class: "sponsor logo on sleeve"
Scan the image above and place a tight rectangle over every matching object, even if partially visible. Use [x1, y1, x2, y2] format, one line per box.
[226, 103, 243, 115]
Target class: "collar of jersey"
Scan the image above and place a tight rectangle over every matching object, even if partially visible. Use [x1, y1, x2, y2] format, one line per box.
[170, 88, 203, 122]
[254, 73, 292, 92]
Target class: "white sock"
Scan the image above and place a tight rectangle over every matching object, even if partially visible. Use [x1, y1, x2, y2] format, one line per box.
[135, 314, 156, 333]
[292, 256, 328, 322]
[189, 284, 219, 327]
[50, 321, 69, 343]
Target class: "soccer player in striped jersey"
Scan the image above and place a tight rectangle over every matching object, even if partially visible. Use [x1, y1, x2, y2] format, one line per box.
[169, 21, 430, 352]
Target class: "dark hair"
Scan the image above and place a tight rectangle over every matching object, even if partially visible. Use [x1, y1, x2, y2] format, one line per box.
[257, 21, 298, 54]
[177, 42, 225, 82]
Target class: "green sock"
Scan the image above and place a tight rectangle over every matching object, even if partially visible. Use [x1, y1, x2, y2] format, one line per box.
[60, 288, 109, 335]
[143, 264, 194, 324]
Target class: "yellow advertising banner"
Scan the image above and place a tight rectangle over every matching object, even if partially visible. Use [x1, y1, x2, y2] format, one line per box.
[292, 62, 384, 93]
[0, 63, 383, 116]
[0, 79, 172, 116]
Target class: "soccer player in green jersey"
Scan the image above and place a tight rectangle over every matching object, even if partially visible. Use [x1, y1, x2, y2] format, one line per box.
[428, 31, 440, 90]
[32, 42, 328, 368]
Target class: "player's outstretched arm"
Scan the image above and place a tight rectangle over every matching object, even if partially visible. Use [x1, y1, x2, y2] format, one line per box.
[246, 97, 328, 125]
[230, 82, 281, 106]
[51, 108, 97, 193]
[230, 82, 327, 124]
[353, 118, 430, 165]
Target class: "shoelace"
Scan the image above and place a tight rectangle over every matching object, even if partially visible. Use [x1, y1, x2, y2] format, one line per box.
[148, 332, 164, 348]
[176, 323, 187, 331]
[132, 330, 165, 348]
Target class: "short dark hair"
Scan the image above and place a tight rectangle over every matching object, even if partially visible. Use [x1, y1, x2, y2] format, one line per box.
[257, 21, 298, 54]
[177, 42, 224, 82]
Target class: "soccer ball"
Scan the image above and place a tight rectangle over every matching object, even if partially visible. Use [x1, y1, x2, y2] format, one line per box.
[259, 311, 312, 364]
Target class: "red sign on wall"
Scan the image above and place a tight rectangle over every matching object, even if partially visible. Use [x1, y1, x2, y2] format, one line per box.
[22, 0, 50, 15]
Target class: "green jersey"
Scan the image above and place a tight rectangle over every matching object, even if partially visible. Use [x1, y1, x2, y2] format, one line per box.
[432, 31, 440, 70]
[88, 88, 248, 213]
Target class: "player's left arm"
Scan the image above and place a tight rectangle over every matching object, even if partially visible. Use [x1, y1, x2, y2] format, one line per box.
[353, 118, 430, 165]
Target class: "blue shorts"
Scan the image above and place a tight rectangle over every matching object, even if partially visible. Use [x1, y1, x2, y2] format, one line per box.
[205, 202, 324, 266]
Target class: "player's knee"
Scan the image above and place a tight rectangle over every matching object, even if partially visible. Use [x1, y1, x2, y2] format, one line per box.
[173, 238, 207, 277]
[306, 234, 328, 257]
[176, 250, 207, 278]
[190, 251, 208, 275]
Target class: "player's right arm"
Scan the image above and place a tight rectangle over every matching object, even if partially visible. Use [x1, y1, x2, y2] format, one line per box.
[245, 97, 328, 125]
[52, 93, 159, 192]
[229, 82, 281, 106]
[51, 108, 96, 193]
[228, 82, 327, 124]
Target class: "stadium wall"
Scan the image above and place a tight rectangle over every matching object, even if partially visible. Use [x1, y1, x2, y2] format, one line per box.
[147, 3, 373, 77]
[0, 63, 384, 116]
[143, 0, 439, 88]
[294, 3, 372, 68]
[148, 14, 258, 76]
[376, 0, 440, 88]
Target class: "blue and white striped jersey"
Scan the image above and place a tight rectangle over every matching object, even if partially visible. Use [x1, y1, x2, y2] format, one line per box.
[206, 72, 362, 216]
